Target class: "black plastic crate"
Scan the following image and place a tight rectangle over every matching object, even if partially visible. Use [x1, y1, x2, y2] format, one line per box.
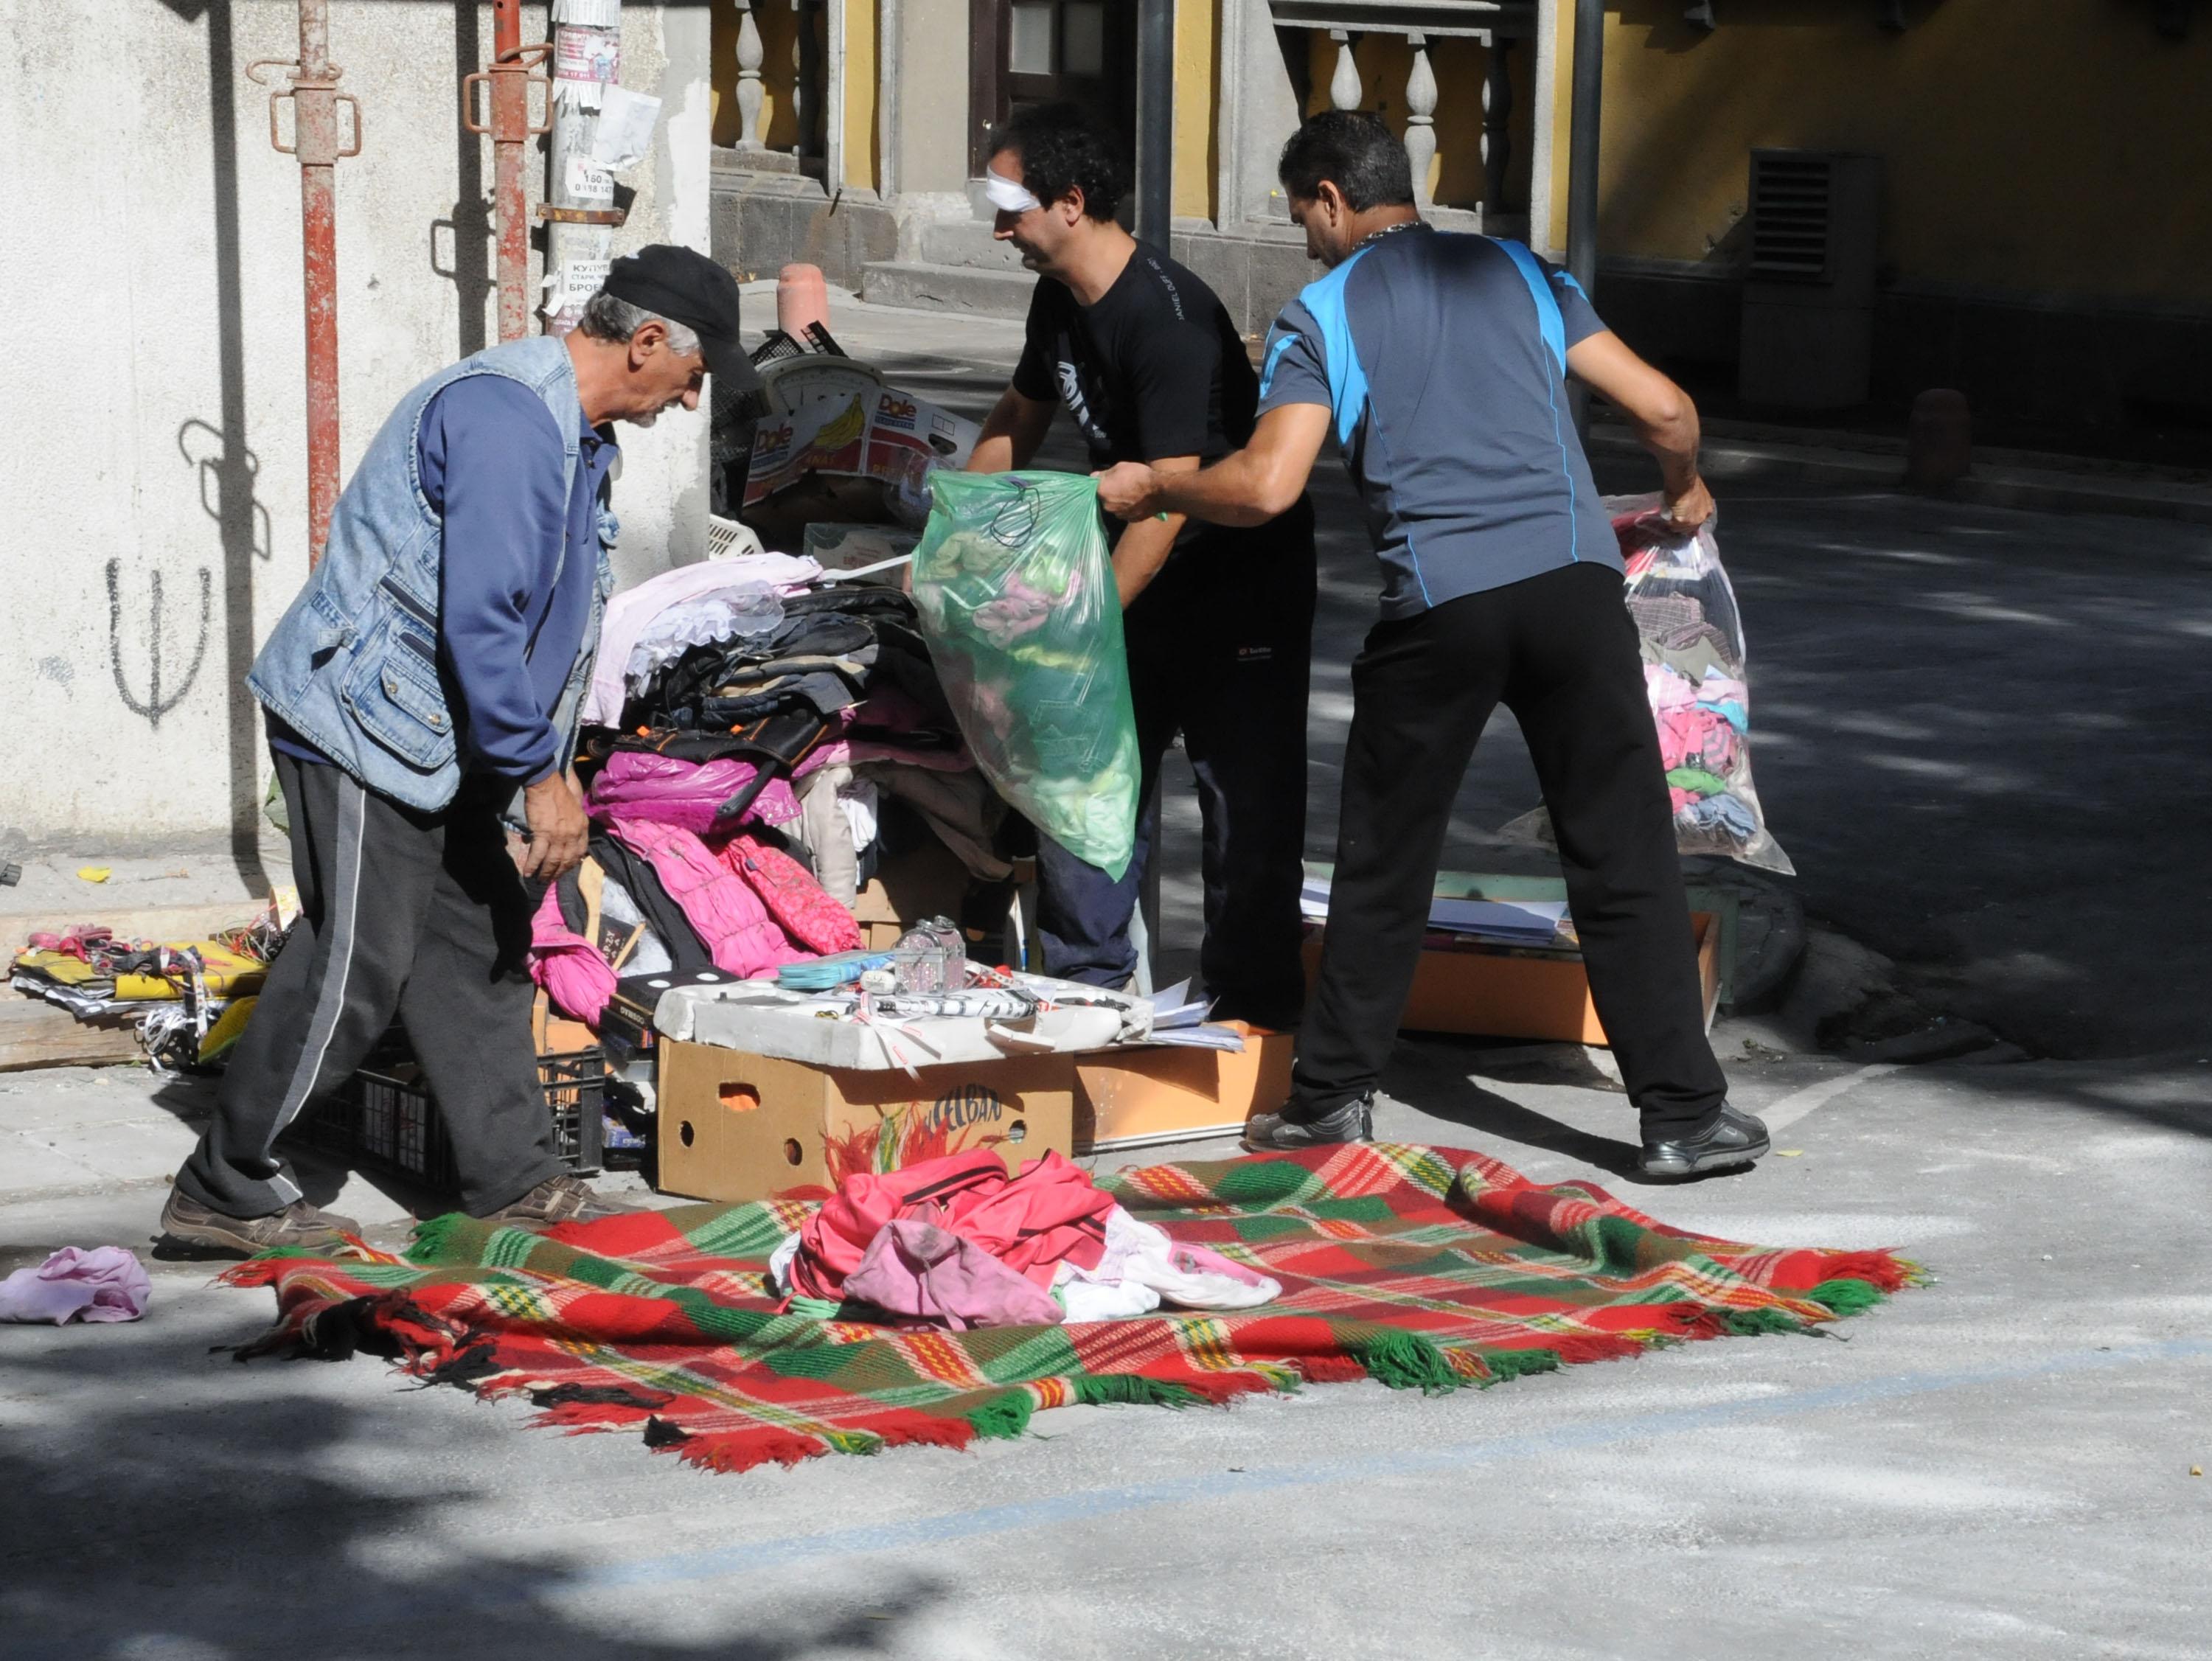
[307, 1047, 608, 1190]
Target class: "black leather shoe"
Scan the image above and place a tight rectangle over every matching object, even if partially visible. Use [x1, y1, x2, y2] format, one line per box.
[1242, 1095, 1374, 1152]
[1638, 1103, 1770, 1179]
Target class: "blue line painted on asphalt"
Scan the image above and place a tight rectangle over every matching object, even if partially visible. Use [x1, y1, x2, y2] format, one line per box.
[584, 1335, 2212, 1589]
[13, 1337, 2209, 1660]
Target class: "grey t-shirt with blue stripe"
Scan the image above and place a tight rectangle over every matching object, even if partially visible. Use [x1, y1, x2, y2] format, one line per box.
[1256, 226, 1619, 620]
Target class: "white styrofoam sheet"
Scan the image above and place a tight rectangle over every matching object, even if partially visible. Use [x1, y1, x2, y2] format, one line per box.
[655, 983, 1132, 1070]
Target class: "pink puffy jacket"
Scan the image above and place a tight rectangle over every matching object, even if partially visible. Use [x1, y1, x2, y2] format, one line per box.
[529, 885, 618, 1025]
[585, 750, 802, 834]
[605, 819, 813, 981]
[720, 835, 863, 955]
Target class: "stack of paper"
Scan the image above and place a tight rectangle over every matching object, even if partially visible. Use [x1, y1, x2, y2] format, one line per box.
[1139, 982, 1249, 1052]
[1299, 877, 1571, 947]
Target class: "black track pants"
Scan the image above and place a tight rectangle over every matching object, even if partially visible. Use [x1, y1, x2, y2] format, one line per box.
[1290, 563, 1728, 1138]
[175, 753, 566, 1219]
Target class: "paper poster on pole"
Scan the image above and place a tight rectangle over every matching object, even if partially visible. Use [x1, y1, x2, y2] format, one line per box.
[566, 156, 616, 204]
[546, 257, 612, 320]
[591, 86, 662, 170]
[554, 27, 620, 86]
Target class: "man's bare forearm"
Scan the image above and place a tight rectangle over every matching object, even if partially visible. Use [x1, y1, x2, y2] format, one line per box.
[969, 386, 1051, 473]
[1110, 512, 1183, 607]
[1638, 403, 1702, 499]
[1148, 450, 1284, 527]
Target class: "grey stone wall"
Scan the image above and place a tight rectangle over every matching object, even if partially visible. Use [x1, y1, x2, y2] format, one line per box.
[711, 161, 898, 290]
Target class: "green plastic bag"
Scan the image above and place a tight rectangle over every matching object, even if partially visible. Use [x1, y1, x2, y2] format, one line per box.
[910, 470, 1140, 879]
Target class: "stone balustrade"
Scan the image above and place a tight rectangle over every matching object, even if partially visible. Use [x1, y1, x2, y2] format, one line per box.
[1268, 1, 1539, 229]
[728, 0, 829, 177]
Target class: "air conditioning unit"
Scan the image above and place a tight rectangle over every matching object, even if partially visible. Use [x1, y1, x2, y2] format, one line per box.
[1738, 150, 1882, 409]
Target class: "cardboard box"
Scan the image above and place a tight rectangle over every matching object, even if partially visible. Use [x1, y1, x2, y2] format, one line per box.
[1073, 1024, 1293, 1152]
[1300, 912, 1722, 1047]
[655, 1037, 1077, 1203]
[853, 840, 973, 951]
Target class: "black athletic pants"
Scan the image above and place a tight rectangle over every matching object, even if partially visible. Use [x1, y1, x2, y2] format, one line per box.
[175, 753, 566, 1219]
[1290, 563, 1729, 1138]
[1033, 504, 1317, 1028]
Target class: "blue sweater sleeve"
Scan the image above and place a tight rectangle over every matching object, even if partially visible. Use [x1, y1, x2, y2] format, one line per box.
[421, 377, 570, 785]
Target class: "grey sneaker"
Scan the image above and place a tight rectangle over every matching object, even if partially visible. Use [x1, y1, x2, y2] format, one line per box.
[159, 1189, 361, 1258]
[481, 1173, 642, 1228]
[1638, 1103, 1770, 1180]
[1242, 1094, 1374, 1152]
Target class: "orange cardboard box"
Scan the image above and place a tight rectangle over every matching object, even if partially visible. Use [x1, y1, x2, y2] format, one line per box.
[1300, 913, 1722, 1046]
[654, 1037, 1076, 1203]
[1073, 1024, 1293, 1152]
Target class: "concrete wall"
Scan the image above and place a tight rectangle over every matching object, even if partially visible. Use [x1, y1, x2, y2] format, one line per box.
[0, 1, 712, 849]
[888, 0, 970, 196]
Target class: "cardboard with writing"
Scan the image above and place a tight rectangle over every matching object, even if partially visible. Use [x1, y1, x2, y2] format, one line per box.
[655, 1038, 1077, 1203]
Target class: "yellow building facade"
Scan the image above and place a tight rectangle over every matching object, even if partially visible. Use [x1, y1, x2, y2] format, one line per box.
[714, 1, 2212, 432]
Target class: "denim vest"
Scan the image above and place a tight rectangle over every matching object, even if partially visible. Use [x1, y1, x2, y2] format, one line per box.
[248, 337, 617, 814]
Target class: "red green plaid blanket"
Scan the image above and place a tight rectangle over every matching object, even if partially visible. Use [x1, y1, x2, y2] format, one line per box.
[224, 1143, 1917, 1473]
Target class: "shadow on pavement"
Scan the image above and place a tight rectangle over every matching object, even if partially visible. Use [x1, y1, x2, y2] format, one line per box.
[0, 1331, 945, 1660]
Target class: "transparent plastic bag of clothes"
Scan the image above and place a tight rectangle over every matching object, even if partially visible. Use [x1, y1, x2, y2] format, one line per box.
[1500, 493, 1792, 874]
[909, 471, 1141, 879]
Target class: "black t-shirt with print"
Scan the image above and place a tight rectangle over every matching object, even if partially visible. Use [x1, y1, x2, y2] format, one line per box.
[1012, 241, 1258, 473]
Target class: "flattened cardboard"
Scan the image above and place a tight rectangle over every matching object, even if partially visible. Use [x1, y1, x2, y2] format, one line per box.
[655, 1037, 1076, 1203]
[1073, 1023, 1293, 1152]
[1299, 912, 1721, 1045]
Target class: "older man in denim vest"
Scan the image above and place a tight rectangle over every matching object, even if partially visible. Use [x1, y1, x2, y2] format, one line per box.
[161, 246, 761, 1257]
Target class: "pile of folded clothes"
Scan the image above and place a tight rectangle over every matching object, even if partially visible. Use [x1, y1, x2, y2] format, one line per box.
[767, 1148, 1282, 1329]
[532, 551, 1018, 1038]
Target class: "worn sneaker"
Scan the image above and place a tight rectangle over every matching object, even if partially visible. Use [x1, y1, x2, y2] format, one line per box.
[158, 1189, 361, 1258]
[1637, 1103, 1770, 1180]
[481, 1172, 642, 1228]
[1242, 1094, 1374, 1152]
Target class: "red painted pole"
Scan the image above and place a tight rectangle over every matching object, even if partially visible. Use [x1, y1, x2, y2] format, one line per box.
[251, 0, 361, 568]
[492, 0, 529, 341]
[465, 1, 552, 344]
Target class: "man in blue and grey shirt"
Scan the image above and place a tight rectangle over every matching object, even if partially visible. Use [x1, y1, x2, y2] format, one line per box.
[1098, 114, 1767, 1180]
[161, 247, 761, 1256]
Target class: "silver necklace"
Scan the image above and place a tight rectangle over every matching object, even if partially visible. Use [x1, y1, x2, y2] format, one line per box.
[1357, 219, 1424, 251]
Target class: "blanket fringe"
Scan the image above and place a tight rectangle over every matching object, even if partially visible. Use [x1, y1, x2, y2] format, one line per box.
[406, 1212, 471, 1264]
[1357, 1329, 1463, 1394]
[1074, 1373, 1206, 1410]
[967, 1388, 1036, 1441]
[1478, 1346, 1565, 1384]
[676, 1427, 829, 1472]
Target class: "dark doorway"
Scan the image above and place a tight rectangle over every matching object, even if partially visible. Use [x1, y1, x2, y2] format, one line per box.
[969, 1, 1136, 179]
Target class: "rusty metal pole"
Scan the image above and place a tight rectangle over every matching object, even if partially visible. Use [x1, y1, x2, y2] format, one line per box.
[464, 0, 553, 342]
[545, 0, 626, 334]
[250, 1, 361, 567]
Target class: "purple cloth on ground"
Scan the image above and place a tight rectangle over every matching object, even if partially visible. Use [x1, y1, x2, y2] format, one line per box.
[0, 1247, 152, 1324]
[842, 1219, 1065, 1331]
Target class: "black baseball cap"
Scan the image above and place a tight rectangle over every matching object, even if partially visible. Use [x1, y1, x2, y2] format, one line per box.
[600, 244, 764, 399]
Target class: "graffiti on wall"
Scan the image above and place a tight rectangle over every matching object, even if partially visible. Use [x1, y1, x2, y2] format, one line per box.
[105, 559, 212, 729]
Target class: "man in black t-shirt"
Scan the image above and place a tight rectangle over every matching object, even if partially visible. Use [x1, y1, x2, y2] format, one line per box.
[967, 104, 1318, 1028]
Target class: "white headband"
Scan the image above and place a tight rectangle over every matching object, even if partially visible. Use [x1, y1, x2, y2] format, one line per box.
[984, 168, 1043, 214]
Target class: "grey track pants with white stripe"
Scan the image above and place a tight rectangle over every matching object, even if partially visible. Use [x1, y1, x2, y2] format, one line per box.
[175, 751, 567, 1219]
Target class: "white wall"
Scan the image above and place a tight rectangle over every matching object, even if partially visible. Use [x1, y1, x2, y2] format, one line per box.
[0, 1, 712, 849]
